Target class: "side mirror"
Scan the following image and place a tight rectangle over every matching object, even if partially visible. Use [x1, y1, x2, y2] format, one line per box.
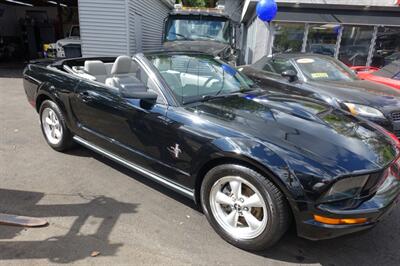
[281, 70, 298, 82]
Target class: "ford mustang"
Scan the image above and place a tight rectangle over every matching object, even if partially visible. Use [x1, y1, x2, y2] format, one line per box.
[23, 52, 400, 251]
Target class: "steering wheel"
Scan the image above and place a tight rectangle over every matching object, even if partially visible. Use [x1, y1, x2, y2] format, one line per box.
[203, 76, 218, 88]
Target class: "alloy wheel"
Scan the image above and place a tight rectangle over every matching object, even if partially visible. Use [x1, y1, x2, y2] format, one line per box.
[209, 176, 268, 240]
[41, 107, 63, 145]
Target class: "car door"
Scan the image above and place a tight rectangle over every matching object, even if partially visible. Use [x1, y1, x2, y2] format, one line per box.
[70, 60, 189, 186]
[116, 61, 192, 185]
[70, 79, 129, 151]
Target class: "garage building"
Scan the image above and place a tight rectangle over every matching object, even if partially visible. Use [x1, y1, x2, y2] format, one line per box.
[0, 0, 174, 64]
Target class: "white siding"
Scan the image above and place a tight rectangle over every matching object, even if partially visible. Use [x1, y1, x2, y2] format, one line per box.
[245, 17, 257, 64]
[128, 0, 170, 54]
[79, 0, 171, 57]
[78, 0, 129, 57]
[244, 17, 272, 64]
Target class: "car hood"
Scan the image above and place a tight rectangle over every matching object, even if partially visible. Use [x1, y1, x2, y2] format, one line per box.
[187, 91, 397, 176]
[56, 37, 81, 46]
[307, 79, 400, 111]
[163, 40, 229, 56]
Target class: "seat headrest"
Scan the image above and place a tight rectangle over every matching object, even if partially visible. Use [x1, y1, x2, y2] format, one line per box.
[111, 55, 139, 75]
[84, 60, 107, 76]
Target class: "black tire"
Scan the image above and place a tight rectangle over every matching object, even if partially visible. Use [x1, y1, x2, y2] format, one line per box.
[200, 164, 290, 251]
[39, 100, 73, 152]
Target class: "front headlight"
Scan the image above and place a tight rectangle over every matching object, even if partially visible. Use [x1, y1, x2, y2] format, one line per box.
[322, 174, 369, 202]
[344, 103, 385, 118]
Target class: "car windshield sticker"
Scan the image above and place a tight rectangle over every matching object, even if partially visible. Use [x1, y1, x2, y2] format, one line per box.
[297, 58, 315, 64]
[311, 72, 329, 79]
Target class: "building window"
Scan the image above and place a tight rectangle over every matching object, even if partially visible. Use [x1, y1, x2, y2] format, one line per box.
[272, 22, 305, 54]
[338, 25, 375, 66]
[371, 26, 400, 68]
[305, 24, 340, 57]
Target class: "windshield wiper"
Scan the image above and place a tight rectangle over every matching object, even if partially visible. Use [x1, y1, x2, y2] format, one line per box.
[196, 34, 216, 40]
[202, 88, 254, 102]
[169, 32, 193, 41]
[196, 34, 226, 43]
[182, 93, 232, 105]
[182, 89, 255, 105]
[201, 94, 232, 102]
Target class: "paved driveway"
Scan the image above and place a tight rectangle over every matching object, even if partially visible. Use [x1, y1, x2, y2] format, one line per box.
[1, 72, 399, 265]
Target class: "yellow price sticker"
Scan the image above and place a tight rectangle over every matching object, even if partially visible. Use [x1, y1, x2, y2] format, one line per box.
[311, 72, 329, 79]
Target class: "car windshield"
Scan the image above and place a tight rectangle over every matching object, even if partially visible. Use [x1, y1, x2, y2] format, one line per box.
[165, 18, 230, 43]
[70, 26, 80, 37]
[295, 57, 357, 82]
[147, 54, 254, 104]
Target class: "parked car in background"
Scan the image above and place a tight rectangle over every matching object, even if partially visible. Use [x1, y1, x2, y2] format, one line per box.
[23, 52, 400, 250]
[353, 60, 400, 90]
[53, 25, 81, 58]
[240, 53, 400, 137]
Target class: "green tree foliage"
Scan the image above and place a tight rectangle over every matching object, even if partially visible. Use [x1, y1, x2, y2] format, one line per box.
[178, 0, 213, 7]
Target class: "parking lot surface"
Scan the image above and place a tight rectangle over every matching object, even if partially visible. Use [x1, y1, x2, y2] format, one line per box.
[1, 71, 400, 265]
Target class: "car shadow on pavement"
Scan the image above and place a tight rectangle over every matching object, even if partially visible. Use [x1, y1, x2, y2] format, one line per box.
[65, 147, 400, 265]
[255, 225, 400, 266]
[0, 188, 138, 263]
[67, 148, 199, 211]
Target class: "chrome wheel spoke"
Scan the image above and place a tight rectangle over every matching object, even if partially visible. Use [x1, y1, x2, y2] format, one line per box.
[243, 194, 263, 208]
[54, 128, 62, 139]
[225, 210, 239, 227]
[229, 180, 242, 198]
[51, 128, 56, 139]
[45, 117, 54, 126]
[242, 211, 262, 230]
[215, 191, 234, 206]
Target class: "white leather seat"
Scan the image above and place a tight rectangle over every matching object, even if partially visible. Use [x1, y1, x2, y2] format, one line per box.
[160, 71, 182, 90]
[105, 56, 147, 93]
[104, 63, 114, 75]
[84, 60, 108, 83]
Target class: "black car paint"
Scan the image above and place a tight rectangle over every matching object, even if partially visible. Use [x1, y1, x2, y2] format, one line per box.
[23, 52, 400, 241]
[241, 54, 400, 136]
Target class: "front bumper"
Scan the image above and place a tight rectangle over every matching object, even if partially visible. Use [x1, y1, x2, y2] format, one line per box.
[295, 171, 400, 240]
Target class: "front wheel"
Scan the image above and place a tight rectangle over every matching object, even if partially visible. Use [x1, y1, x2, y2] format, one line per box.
[200, 164, 290, 251]
[39, 100, 73, 151]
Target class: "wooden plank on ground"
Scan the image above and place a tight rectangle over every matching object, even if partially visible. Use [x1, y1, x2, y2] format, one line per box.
[0, 213, 48, 227]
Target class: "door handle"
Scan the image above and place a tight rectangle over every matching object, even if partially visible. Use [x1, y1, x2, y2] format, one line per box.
[78, 91, 91, 102]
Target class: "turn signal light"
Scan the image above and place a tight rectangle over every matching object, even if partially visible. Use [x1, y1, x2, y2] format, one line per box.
[314, 215, 368, 225]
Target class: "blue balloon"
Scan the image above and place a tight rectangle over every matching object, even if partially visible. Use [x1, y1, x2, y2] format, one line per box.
[256, 0, 278, 22]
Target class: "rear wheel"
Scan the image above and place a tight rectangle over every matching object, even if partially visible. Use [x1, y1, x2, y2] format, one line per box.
[200, 164, 290, 251]
[39, 100, 73, 151]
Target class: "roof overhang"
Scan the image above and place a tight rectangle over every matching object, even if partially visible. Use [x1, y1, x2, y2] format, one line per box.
[241, 0, 400, 26]
[1, 0, 78, 7]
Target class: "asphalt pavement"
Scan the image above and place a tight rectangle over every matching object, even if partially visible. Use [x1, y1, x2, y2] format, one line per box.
[1, 70, 399, 265]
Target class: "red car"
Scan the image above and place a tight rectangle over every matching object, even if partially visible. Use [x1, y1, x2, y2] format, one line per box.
[352, 60, 400, 90]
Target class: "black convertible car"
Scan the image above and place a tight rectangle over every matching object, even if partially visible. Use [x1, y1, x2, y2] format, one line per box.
[23, 52, 400, 251]
[240, 53, 400, 138]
